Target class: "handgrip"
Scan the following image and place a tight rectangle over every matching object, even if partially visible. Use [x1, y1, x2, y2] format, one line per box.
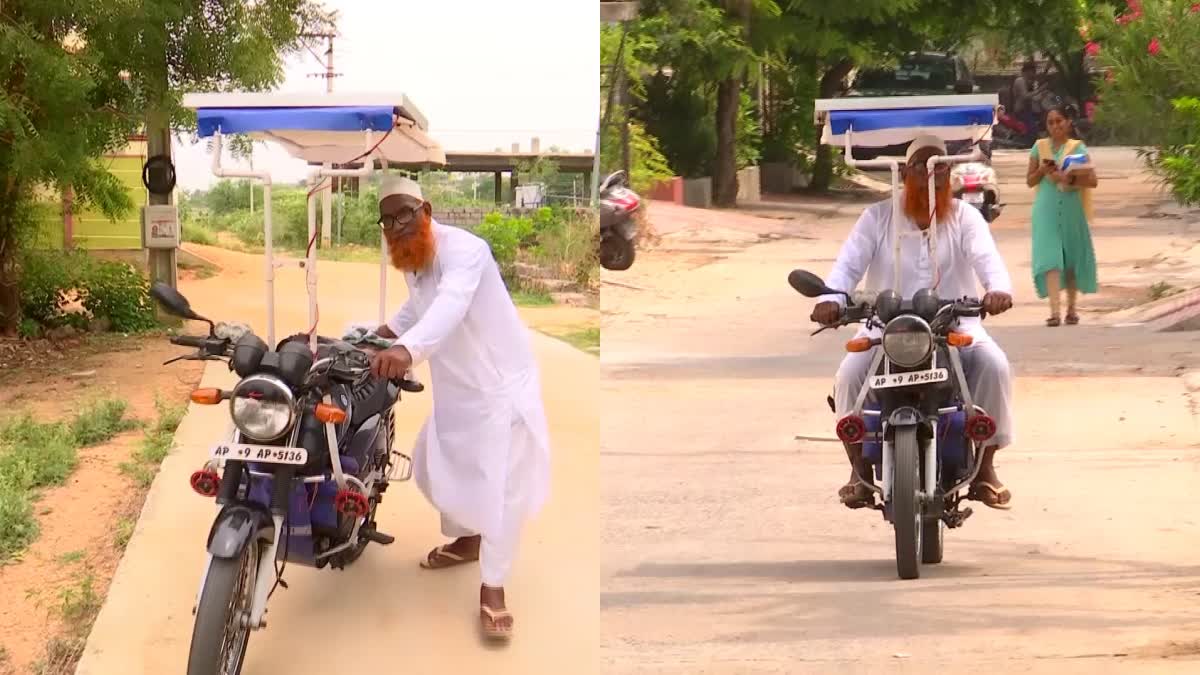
[170, 335, 206, 348]
[397, 379, 424, 393]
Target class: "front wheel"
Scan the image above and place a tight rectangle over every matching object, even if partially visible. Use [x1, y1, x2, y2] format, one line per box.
[600, 233, 636, 271]
[892, 427, 921, 580]
[187, 542, 261, 675]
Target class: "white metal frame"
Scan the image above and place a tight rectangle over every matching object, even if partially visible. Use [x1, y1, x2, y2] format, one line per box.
[208, 128, 387, 350]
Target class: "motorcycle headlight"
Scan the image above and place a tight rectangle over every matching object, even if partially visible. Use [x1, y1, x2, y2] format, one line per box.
[882, 315, 934, 368]
[230, 374, 297, 441]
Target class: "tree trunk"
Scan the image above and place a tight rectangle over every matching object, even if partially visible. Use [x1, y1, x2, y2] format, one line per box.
[810, 58, 856, 192]
[713, 76, 741, 207]
[0, 183, 22, 337]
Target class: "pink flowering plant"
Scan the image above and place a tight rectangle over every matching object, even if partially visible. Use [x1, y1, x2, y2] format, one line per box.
[1091, 0, 1200, 201]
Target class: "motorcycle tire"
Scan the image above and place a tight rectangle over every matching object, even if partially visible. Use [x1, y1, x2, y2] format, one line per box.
[600, 235, 636, 271]
[892, 427, 921, 580]
[187, 541, 261, 675]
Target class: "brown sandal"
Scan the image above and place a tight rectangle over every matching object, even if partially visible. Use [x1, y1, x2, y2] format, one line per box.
[1065, 313, 1079, 325]
[968, 481, 1013, 510]
[1046, 316, 1061, 327]
[480, 604, 514, 640]
[419, 545, 478, 570]
[838, 481, 875, 509]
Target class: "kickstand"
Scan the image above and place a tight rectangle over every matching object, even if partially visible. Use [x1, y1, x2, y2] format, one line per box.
[942, 495, 974, 529]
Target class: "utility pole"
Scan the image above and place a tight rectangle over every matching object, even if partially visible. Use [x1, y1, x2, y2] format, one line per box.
[302, 26, 341, 247]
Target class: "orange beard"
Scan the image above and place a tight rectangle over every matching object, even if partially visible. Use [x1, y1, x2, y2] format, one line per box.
[386, 213, 436, 272]
[902, 178, 953, 228]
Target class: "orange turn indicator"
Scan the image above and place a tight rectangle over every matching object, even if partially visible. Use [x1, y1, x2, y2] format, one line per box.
[191, 388, 223, 405]
[846, 337, 873, 353]
[314, 402, 348, 424]
[947, 332, 974, 347]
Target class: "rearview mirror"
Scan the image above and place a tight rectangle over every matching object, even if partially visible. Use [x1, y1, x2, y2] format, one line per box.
[150, 282, 210, 326]
[788, 269, 840, 299]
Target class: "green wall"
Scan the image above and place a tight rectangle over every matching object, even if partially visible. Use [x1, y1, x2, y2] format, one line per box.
[34, 154, 147, 251]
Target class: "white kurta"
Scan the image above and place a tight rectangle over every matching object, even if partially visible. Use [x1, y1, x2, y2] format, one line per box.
[819, 196, 1013, 341]
[386, 221, 551, 576]
[823, 197, 1016, 447]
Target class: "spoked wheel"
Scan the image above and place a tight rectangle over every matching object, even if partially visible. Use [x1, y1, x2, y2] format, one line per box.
[921, 512, 944, 564]
[600, 234, 636, 271]
[892, 427, 921, 580]
[187, 541, 261, 675]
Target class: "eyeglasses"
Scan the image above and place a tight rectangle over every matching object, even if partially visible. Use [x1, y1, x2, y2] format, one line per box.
[377, 204, 424, 230]
[906, 163, 951, 177]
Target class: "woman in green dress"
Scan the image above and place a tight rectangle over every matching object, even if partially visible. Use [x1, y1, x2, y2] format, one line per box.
[1027, 106, 1099, 326]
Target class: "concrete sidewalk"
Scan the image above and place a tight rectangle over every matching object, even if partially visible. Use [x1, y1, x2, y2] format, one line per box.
[77, 329, 598, 675]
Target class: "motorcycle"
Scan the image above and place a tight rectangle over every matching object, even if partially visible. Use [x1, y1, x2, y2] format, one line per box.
[599, 170, 641, 271]
[786, 270, 997, 580]
[951, 159, 1002, 223]
[150, 283, 424, 674]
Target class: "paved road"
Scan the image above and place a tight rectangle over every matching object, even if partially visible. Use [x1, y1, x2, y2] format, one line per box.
[601, 148, 1200, 673]
[78, 248, 598, 675]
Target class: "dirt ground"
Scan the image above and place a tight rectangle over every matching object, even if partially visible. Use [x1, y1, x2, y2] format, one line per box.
[600, 147, 1200, 673]
[0, 336, 204, 673]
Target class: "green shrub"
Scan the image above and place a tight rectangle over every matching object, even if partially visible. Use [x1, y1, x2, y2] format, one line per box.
[532, 209, 598, 288]
[79, 261, 157, 332]
[18, 251, 157, 333]
[183, 222, 217, 246]
[476, 212, 534, 280]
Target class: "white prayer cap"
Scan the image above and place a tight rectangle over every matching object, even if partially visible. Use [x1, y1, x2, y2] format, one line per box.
[905, 134, 947, 163]
[378, 174, 424, 205]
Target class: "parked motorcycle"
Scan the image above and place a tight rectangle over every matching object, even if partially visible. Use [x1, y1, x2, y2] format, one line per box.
[599, 170, 641, 271]
[951, 160, 1003, 223]
[787, 270, 997, 580]
[150, 283, 423, 675]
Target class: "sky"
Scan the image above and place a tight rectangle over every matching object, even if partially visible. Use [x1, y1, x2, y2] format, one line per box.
[173, 0, 599, 190]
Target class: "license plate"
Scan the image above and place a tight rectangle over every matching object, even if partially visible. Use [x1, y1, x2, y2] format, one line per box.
[211, 443, 309, 465]
[870, 368, 949, 390]
[963, 192, 984, 204]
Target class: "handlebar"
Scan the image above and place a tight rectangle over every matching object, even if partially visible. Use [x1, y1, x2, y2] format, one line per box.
[170, 335, 207, 348]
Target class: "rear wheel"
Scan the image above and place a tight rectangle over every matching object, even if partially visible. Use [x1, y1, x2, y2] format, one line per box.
[892, 427, 921, 580]
[187, 541, 261, 675]
[600, 234, 636, 271]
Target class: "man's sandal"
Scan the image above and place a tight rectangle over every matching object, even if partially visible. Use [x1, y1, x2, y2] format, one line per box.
[1046, 316, 1061, 327]
[838, 482, 875, 509]
[419, 545, 478, 570]
[1065, 313, 1079, 325]
[480, 604, 514, 640]
[968, 481, 1013, 510]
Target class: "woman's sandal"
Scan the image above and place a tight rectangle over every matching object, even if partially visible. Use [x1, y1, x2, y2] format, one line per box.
[419, 545, 478, 570]
[1065, 313, 1079, 325]
[480, 604, 514, 641]
[1046, 316, 1061, 327]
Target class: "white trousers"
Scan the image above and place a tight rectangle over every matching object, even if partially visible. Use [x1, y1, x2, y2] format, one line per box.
[437, 420, 536, 587]
[833, 341, 1015, 449]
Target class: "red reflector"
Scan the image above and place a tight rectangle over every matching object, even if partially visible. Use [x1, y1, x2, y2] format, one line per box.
[190, 469, 220, 498]
[835, 415, 867, 444]
[965, 415, 997, 442]
[334, 490, 369, 517]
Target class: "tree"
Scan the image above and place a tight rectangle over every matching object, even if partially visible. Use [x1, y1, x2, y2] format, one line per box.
[1090, 1, 1200, 201]
[0, 0, 327, 335]
[626, 0, 774, 206]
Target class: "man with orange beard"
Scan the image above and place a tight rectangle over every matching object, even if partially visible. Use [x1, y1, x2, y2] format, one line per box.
[368, 175, 550, 640]
[810, 135, 1016, 510]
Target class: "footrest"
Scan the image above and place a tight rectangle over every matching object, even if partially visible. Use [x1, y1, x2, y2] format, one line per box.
[360, 526, 395, 545]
